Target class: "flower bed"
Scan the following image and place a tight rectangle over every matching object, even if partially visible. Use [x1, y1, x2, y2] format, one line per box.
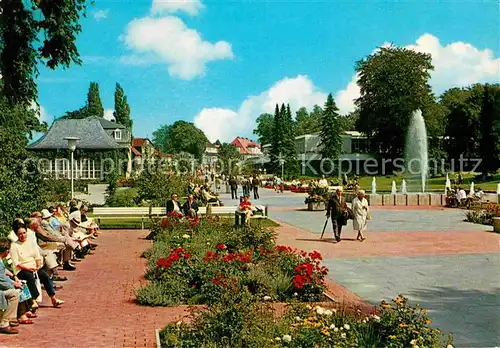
[160, 295, 454, 347]
[137, 213, 329, 306]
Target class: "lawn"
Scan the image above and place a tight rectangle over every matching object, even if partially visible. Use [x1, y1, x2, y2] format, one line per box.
[299, 172, 499, 192]
[90, 216, 279, 230]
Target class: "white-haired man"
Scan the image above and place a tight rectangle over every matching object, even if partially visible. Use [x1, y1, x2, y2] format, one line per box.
[326, 187, 347, 242]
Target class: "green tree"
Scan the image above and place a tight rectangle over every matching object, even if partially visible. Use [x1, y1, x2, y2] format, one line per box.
[0, 98, 49, 235]
[113, 83, 132, 129]
[319, 94, 343, 161]
[136, 166, 188, 206]
[339, 110, 359, 131]
[216, 143, 241, 174]
[62, 106, 88, 119]
[479, 84, 500, 176]
[87, 81, 104, 117]
[441, 85, 483, 161]
[152, 121, 208, 159]
[295, 106, 322, 136]
[0, 0, 88, 106]
[152, 124, 174, 153]
[355, 45, 434, 159]
[270, 104, 285, 172]
[282, 104, 298, 176]
[253, 113, 274, 145]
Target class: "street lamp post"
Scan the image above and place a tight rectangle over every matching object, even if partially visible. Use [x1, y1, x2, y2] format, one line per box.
[278, 152, 285, 180]
[64, 137, 80, 200]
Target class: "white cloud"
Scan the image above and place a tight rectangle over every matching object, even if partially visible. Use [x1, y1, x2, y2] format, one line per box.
[104, 109, 115, 121]
[121, 16, 233, 79]
[93, 9, 109, 21]
[194, 75, 327, 142]
[151, 0, 204, 16]
[334, 74, 360, 115]
[335, 33, 500, 114]
[30, 102, 51, 124]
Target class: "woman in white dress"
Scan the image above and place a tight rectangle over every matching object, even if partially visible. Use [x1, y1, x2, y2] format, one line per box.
[352, 190, 369, 242]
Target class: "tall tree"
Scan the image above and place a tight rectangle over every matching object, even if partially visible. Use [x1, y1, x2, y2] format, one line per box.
[152, 124, 174, 153]
[339, 110, 359, 132]
[0, 0, 88, 106]
[87, 82, 104, 117]
[355, 45, 434, 159]
[282, 104, 298, 176]
[113, 83, 132, 129]
[253, 113, 274, 145]
[319, 94, 343, 160]
[295, 106, 322, 136]
[270, 104, 285, 171]
[441, 85, 482, 161]
[479, 84, 500, 176]
[152, 121, 208, 159]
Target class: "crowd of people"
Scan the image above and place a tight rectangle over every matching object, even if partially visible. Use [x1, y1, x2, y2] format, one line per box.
[0, 202, 99, 334]
[445, 186, 485, 208]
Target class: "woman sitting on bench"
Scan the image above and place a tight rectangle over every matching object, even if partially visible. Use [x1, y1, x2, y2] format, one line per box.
[238, 195, 254, 226]
[201, 186, 221, 206]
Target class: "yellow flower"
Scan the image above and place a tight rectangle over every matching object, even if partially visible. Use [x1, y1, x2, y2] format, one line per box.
[381, 303, 392, 308]
[389, 335, 397, 339]
[425, 319, 432, 325]
[399, 323, 408, 328]
[320, 329, 330, 336]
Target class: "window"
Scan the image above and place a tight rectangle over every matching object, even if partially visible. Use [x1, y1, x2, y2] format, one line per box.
[114, 129, 122, 140]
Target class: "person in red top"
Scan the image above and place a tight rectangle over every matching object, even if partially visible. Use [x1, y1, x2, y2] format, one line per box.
[238, 195, 253, 225]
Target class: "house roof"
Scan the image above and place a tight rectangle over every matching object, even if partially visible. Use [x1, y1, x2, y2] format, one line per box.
[132, 138, 150, 147]
[230, 137, 261, 154]
[97, 117, 126, 129]
[28, 117, 123, 150]
[131, 147, 142, 156]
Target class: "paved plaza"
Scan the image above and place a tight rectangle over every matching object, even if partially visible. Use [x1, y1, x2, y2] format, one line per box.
[247, 189, 500, 348]
[2, 188, 498, 347]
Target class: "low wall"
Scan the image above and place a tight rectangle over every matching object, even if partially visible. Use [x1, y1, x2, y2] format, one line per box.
[493, 217, 500, 233]
[365, 193, 446, 207]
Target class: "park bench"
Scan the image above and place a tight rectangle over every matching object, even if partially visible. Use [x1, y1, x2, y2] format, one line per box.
[93, 205, 269, 229]
[93, 207, 167, 230]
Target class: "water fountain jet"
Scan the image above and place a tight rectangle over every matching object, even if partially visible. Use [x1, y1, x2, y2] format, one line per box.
[372, 177, 377, 195]
[401, 179, 407, 194]
[405, 110, 428, 193]
[391, 180, 397, 195]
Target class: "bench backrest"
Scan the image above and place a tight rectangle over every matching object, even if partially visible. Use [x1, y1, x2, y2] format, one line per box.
[93, 207, 152, 216]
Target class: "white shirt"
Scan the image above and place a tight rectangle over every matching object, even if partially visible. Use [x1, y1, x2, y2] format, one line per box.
[318, 179, 328, 188]
[458, 190, 467, 200]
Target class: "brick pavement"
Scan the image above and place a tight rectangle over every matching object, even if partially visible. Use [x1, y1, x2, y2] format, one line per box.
[1, 230, 192, 348]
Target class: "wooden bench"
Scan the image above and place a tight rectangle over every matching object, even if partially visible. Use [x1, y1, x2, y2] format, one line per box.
[93, 207, 167, 230]
[93, 204, 269, 229]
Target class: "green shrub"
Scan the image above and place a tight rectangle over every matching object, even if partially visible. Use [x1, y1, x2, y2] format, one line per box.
[160, 296, 454, 348]
[138, 216, 328, 306]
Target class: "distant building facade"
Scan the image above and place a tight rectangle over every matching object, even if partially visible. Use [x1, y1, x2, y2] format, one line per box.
[28, 117, 131, 180]
[231, 137, 264, 158]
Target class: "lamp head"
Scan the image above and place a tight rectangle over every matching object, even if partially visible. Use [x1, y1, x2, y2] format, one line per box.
[64, 137, 80, 151]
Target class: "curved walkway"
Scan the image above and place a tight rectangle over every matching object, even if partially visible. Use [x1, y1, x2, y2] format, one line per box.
[1, 230, 190, 348]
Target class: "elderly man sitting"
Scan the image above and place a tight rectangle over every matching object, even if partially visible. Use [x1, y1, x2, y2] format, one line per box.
[0, 238, 21, 334]
[35, 211, 78, 271]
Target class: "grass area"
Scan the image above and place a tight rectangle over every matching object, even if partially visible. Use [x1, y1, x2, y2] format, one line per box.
[299, 172, 500, 192]
[90, 216, 279, 230]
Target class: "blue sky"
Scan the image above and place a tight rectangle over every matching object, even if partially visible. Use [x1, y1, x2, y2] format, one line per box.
[36, 0, 500, 142]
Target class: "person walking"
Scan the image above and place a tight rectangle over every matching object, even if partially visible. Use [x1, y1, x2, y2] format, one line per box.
[352, 190, 369, 241]
[229, 176, 238, 200]
[252, 175, 260, 199]
[326, 188, 347, 242]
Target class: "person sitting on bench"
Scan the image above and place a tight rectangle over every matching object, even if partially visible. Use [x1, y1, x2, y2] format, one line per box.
[238, 195, 254, 226]
[201, 186, 221, 206]
[182, 195, 199, 217]
[166, 194, 182, 214]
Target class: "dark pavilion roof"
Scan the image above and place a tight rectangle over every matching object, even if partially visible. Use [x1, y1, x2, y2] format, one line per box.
[28, 117, 123, 150]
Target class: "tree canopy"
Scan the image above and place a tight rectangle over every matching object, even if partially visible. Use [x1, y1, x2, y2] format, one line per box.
[295, 106, 322, 136]
[355, 45, 434, 159]
[152, 121, 208, 160]
[114, 83, 132, 129]
[319, 94, 343, 160]
[253, 113, 274, 145]
[0, 0, 88, 106]
[62, 81, 105, 119]
[216, 143, 241, 174]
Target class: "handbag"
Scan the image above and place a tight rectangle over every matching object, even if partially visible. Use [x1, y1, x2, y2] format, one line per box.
[19, 283, 32, 302]
[366, 213, 372, 221]
[34, 272, 42, 302]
